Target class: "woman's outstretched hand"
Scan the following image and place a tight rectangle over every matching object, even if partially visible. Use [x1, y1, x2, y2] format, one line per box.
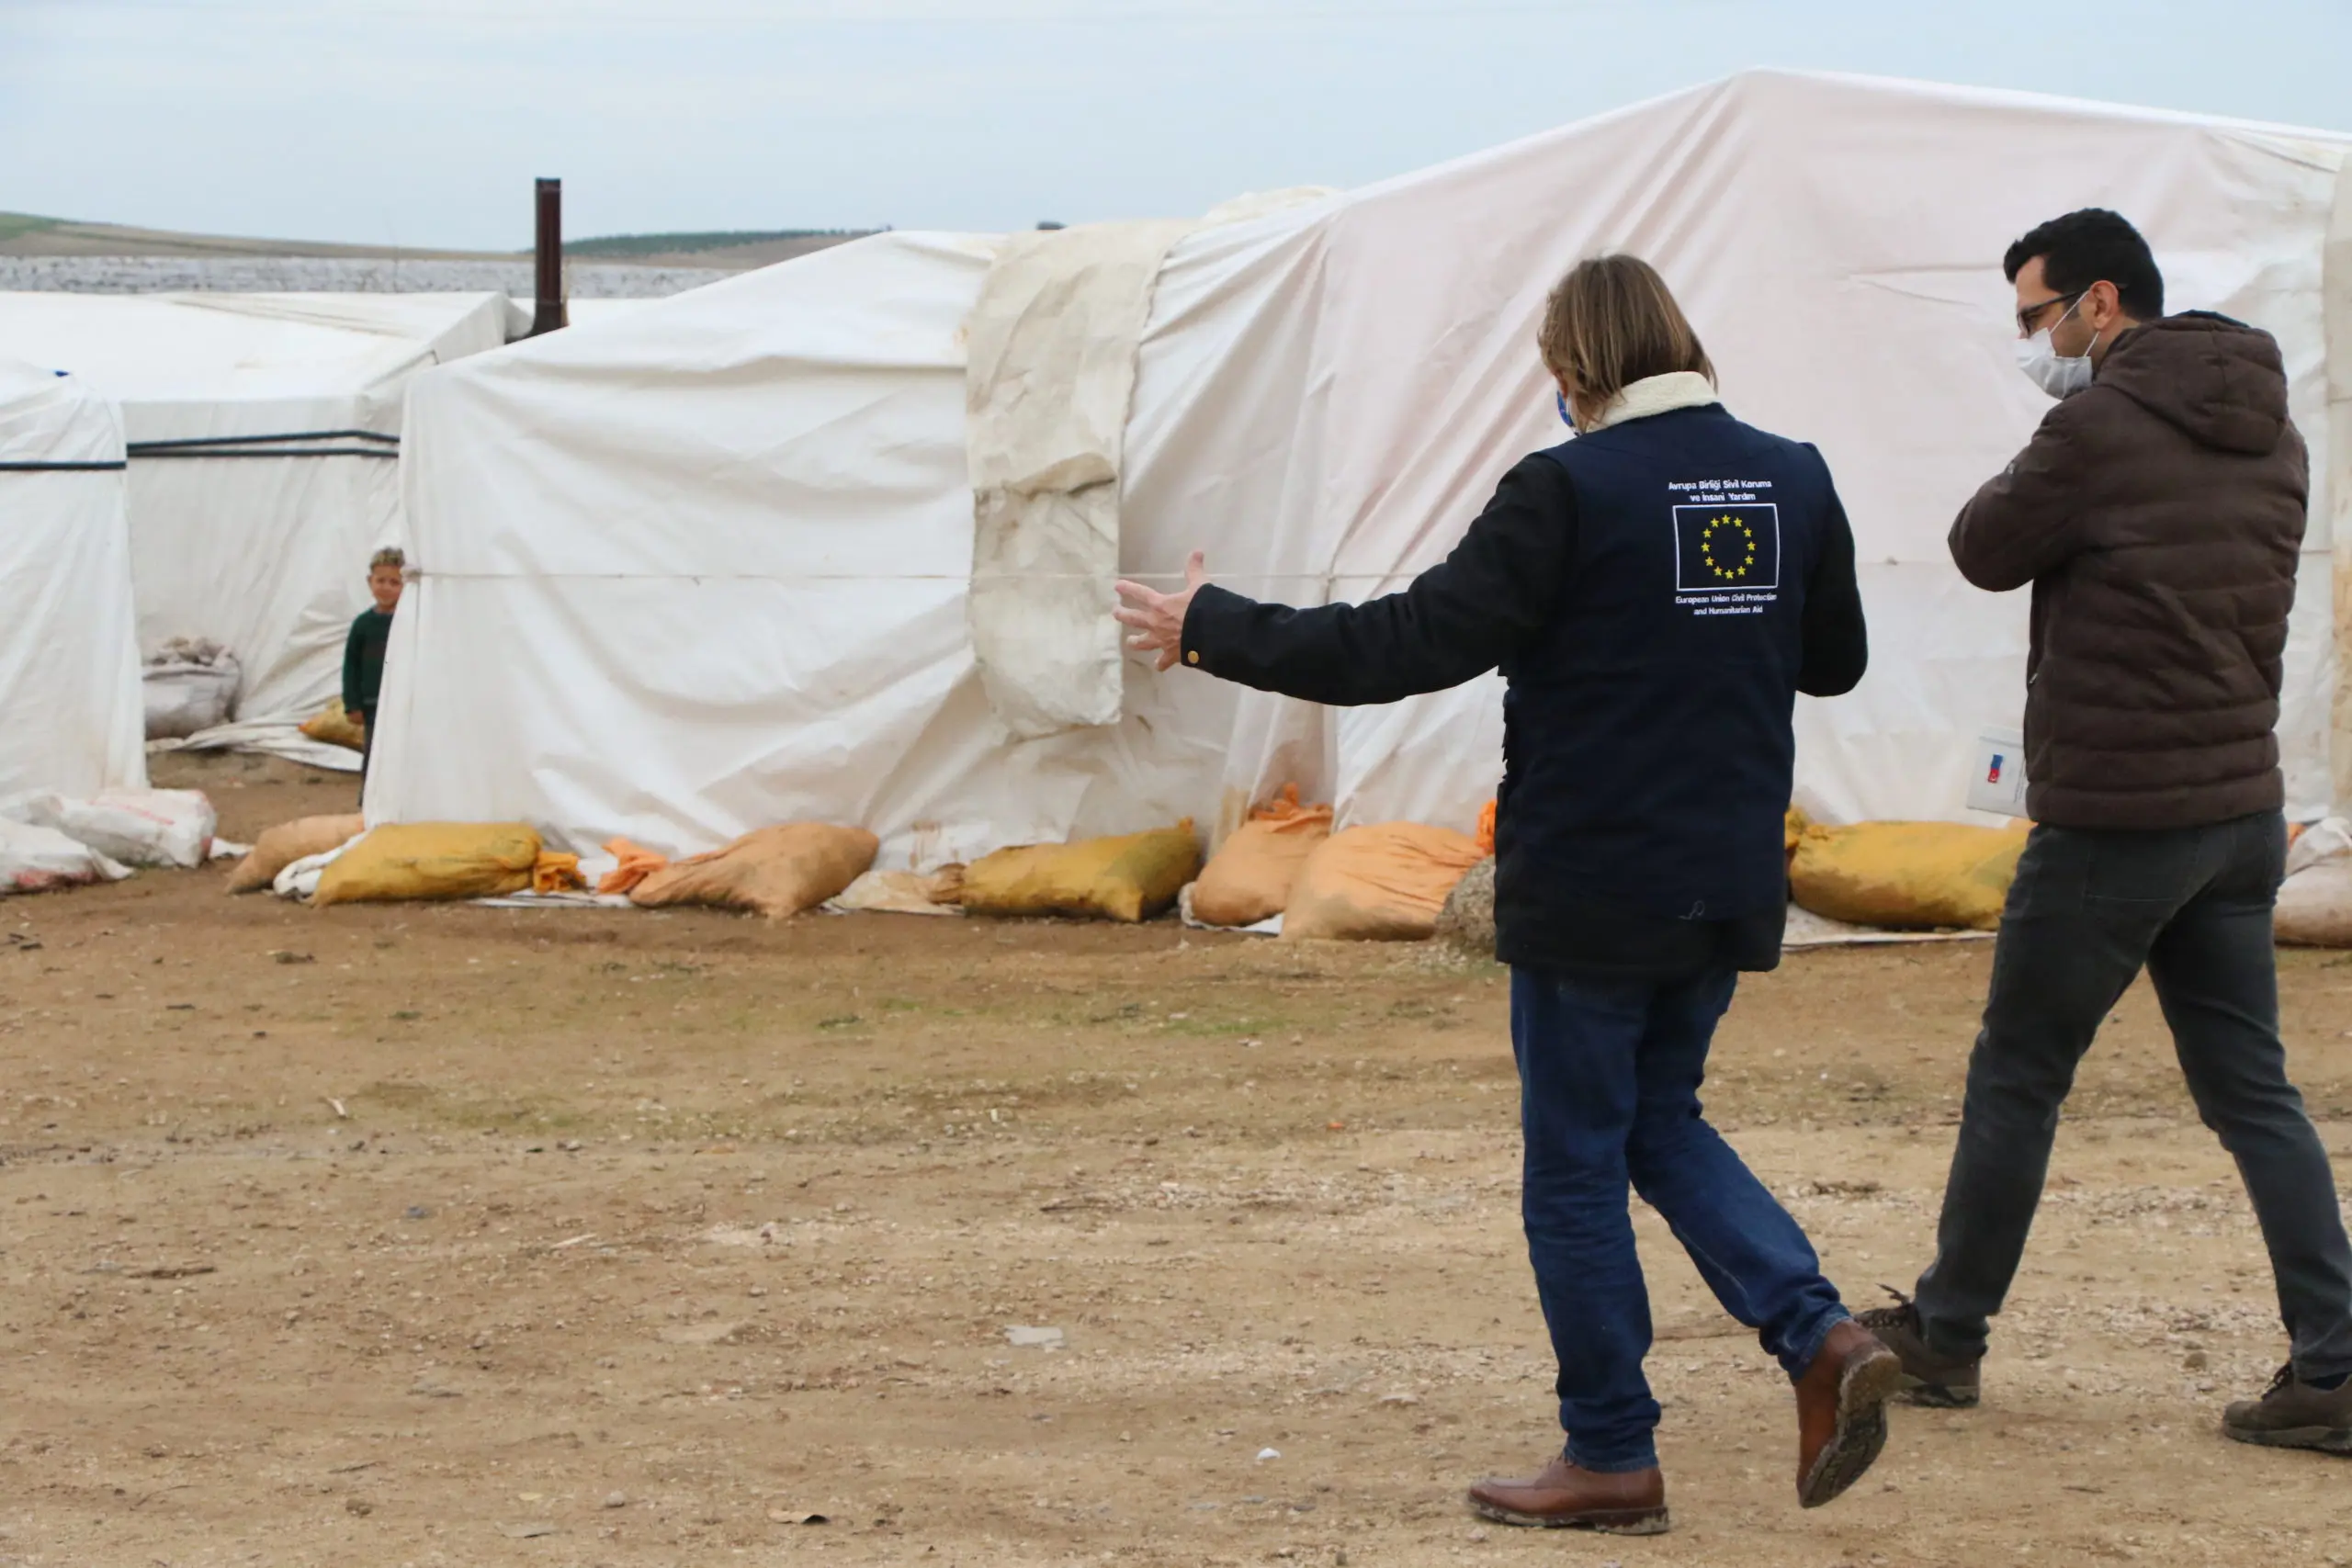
[1113, 551, 1208, 671]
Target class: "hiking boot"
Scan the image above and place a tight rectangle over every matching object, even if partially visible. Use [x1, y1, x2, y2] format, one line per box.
[1464, 1457, 1669, 1534]
[2222, 1364, 2352, 1454]
[1792, 1318, 1902, 1508]
[1854, 1288, 1983, 1408]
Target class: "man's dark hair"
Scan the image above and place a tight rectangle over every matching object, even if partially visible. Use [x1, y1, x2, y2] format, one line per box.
[2003, 209, 2164, 320]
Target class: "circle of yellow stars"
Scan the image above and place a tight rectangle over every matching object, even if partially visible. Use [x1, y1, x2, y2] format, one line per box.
[1699, 514, 1758, 581]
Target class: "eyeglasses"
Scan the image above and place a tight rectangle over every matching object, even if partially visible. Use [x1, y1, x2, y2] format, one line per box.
[2015, 289, 2086, 337]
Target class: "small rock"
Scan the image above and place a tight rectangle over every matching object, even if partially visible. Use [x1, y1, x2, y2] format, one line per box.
[501, 1522, 557, 1539]
[1256, 1447, 1282, 1462]
[1006, 1325, 1066, 1350]
[270, 950, 315, 965]
[767, 1508, 829, 1525]
[1377, 1393, 1419, 1406]
[2183, 1349, 2210, 1371]
[404, 1205, 431, 1220]
[409, 1380, 462, 1399]
[1466, 1527, 1487, 1541]
[602, 1492, 628, 1509]
[345, 1498, 373, 1517]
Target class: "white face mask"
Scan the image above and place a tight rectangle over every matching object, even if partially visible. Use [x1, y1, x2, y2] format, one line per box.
[2014, 298, 2096, 400]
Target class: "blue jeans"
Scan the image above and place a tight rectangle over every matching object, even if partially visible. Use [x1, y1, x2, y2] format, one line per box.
[1512, 964, 1849, 1472]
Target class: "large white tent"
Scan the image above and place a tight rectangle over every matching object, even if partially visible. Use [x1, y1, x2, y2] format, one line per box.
[378, 72, 2352, 863]
[0, 291, 512, 757]
[0, 358, 145, 798]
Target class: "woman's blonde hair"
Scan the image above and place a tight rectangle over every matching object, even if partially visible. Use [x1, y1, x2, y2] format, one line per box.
[1536, 254, 1714, 416]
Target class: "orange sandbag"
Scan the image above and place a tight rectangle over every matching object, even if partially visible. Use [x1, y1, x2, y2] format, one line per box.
[628, 824, 878, 919]
[532, 852, 585, 894]
[1281, 822, 1487, 942]
[1191, 786, 1333, 928]
[1476, 798, 1498, 857]
[596, 837, 668, 896]
[226, 813, 365, 894]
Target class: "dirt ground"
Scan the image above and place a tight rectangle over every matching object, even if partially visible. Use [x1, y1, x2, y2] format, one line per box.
[5, 753, 2351, 1568]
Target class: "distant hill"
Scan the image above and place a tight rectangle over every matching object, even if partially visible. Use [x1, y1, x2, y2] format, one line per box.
[568, 228, 874, 257]
[0, 212, 876, 270]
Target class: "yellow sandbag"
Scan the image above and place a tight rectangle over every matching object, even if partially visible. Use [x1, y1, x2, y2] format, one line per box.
[225, 813, 365, 894]
[1281, 822, 1487, 942]
[1191, 787, 1332, 928]
[962, 824, 1201, 922]
[1789, 821, 2029, 931]
[1784, 806, 1810, 859]
[299, 700, 368, 752]
[628, 824, 878, 919]
[311, 822, 542, 906]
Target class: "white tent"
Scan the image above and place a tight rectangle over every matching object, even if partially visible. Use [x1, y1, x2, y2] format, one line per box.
[0, 359, 145, 798]
[378, 72, 2352, 863]
[0, 291, 512, 758]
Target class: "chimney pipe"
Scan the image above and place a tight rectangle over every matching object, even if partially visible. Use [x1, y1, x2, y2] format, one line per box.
[529, 177, 567, 336]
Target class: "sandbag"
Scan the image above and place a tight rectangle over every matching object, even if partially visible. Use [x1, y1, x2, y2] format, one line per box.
[827, 867, 966, 917]
[596, 838, 669, 896]
[628, 824, 878, 919]
[299, 700, 368, 752]
[1281, 822, 1487, 942]
[2276, 862, 2352, 947]
[1191, 789, 1331, 928]
[227, 814, 366, 894]
[0, 818, 131, 895]
[1789, 820, 2029, 931]
[1433, 855, 1498, 956]
[2, 788, 217, 869]
[311, 822, 543, 907]
[962, 824, 1200, 922]
[1784, 806, 1811, 859]
[142, 638, 240, 740]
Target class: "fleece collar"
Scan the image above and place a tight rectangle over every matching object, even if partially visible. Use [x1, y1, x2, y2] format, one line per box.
[1589, 370, 1721, 432]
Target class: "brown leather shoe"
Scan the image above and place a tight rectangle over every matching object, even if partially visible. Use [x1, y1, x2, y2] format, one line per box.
[1465, 1456, 1668, 1534]
[1792, 1318, 1903, 1508]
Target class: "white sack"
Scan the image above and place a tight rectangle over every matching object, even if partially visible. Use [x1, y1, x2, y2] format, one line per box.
[2277, 862, 2352, 946]
[0, 818, 130, 894]
[143, 657, 241, 739]
[1, 787, 217, 868]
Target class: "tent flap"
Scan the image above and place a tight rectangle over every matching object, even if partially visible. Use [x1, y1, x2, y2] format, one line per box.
[965, 220, 1195, 739]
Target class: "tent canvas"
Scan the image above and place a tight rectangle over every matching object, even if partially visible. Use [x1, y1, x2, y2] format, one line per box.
[0, 291, 512, 761]
[0, 358, 145, 799]
[377, 71, 2352, 863]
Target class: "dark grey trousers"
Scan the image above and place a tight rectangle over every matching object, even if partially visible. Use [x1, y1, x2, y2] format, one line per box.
[1915, 810, 2352, 1382]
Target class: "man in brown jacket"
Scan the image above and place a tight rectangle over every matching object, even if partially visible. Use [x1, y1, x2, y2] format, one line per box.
[1860, 209, 2352, 1452]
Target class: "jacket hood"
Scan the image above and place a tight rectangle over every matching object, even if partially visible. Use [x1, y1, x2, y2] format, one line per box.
[2094, 311, 2290, 456]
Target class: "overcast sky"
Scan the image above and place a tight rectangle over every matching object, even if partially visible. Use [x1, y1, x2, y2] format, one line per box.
[6, 0, 2350, 251]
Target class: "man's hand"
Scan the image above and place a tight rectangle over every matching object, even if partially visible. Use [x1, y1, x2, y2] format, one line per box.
[1113, 551, 1208, 672]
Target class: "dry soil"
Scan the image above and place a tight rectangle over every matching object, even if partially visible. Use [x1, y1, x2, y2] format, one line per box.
[4, 754, 2350, 1567]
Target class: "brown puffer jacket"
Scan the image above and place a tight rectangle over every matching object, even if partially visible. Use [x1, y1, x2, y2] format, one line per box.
[1950, 312, 2308, 829]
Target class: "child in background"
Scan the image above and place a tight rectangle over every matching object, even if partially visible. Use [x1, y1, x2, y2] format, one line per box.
[343, 547, 404, 790]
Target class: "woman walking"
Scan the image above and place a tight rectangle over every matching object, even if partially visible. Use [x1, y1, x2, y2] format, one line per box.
[1114, 256, 1897, 1533]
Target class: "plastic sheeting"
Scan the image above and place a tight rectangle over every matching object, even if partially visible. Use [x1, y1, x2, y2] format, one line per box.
[967, 219, 1196, 739]
[380, 71, 2352, 862]
[0, 359, 145, 798]
[0, 292, 510, 731]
